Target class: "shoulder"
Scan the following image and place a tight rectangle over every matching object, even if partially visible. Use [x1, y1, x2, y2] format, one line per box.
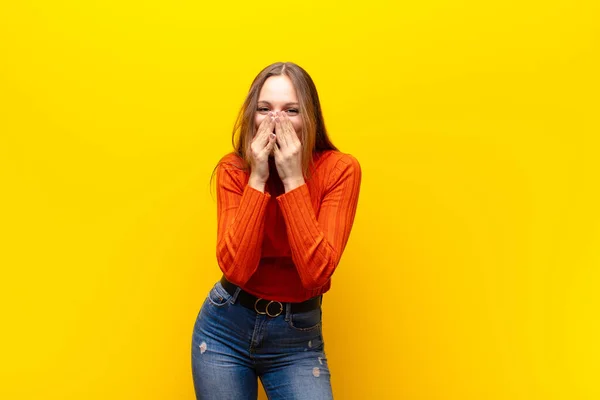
[317, 150, 361, 175]
[313, 151, 361, 192]
[217, 152, 248, 174]
[216, 152, 249, 187]
[219, 152, 244, 167]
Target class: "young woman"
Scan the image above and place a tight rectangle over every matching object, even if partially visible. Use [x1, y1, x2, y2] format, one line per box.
[191, 62, 362, 399]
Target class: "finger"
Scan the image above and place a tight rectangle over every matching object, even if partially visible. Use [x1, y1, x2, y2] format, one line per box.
[258, 112, 275, 135]
[255, 114, 275, 147]
[254, 125, 270, 148]
[282, 112, 298, 142]
[274, 115, 289, 148]
[256, 112, 274, 133]
[280, 112, 295, 139]
[263, 133, 277, 156]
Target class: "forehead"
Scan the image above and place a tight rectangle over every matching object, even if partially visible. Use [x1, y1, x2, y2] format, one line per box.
[258, 75, 298, 102]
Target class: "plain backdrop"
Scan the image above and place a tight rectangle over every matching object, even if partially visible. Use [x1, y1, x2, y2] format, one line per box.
[1, 1, 599, 399]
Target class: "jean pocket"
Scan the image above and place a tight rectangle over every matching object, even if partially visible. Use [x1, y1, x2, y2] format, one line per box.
[207, 281, 232, 307]
[287, 307, 322, 332]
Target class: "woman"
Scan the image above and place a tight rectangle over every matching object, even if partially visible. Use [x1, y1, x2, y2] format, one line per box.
[191, 62, 362, 399]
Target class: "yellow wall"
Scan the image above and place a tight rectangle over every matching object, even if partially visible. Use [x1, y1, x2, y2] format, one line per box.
[1, 1, 598, 399]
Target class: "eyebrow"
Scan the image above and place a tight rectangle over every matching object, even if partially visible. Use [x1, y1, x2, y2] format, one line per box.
[257, 100, 299, 106]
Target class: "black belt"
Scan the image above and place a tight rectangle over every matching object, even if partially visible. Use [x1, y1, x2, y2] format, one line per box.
[219, 275, 322, 317]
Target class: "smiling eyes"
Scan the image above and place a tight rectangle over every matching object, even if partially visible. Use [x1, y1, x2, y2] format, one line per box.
[257, 107, 299, 115]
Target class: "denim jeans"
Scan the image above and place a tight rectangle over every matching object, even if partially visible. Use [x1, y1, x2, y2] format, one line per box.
[191, 280, 333, 399]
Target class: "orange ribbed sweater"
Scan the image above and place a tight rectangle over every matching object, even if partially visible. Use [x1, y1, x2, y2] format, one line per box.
[215, 149, 361, 302]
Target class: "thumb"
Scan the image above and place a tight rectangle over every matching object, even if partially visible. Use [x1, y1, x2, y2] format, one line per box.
[271, 135, 280, 155]
[265, 134, 276, 153]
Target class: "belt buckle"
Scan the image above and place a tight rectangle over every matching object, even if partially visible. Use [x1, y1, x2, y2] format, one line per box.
[254, 298, 283, 317]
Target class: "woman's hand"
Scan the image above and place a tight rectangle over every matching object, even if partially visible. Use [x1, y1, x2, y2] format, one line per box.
[273, 111, 305, 192]
[249, 112, 277, 185]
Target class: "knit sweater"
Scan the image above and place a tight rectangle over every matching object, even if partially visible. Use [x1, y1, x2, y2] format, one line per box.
[215, 149, 362, 302]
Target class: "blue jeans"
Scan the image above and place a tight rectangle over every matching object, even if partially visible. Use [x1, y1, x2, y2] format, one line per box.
[191, 280, 334, 399]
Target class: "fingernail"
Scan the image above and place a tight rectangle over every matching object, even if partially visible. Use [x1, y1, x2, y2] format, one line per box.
[270, 133, 276, 139]
[268, 111, 273, 116]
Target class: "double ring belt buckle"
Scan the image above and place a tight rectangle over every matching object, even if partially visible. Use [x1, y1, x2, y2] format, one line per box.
[254, 298, 283, 317]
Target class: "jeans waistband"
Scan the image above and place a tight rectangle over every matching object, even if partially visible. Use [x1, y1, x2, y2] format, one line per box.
[219, 275, 322, 317]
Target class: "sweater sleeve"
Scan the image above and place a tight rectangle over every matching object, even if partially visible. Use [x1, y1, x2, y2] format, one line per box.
[275, 154, 362, 290]
[215, 161, 271, 287]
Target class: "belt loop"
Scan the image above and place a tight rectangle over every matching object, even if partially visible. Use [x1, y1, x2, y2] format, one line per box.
[284, 302, 291, 321]
[229, 286, 241, 304]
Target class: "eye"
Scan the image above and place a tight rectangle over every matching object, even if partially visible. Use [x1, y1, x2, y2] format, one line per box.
[286, 109, 299, 115]
[257, 107, 270, 113]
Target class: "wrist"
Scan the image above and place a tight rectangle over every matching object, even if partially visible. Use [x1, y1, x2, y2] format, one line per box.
[248, 175, 267, 192]
[283, 177, 305, 192]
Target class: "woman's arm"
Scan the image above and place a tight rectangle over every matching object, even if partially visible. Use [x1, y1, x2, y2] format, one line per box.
[276, 154, 362, 290]
[216, 161, 271, 287]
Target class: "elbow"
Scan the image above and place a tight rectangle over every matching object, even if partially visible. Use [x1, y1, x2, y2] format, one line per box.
[216, 256, 231, 281]
[300, 276, 330, 291]
[299, 264, 336, 291]
[216, 247, 258, 288]
[297, 250, 340, 290]
[217, 259, 248, 287]
[216, 249, 240, 286]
